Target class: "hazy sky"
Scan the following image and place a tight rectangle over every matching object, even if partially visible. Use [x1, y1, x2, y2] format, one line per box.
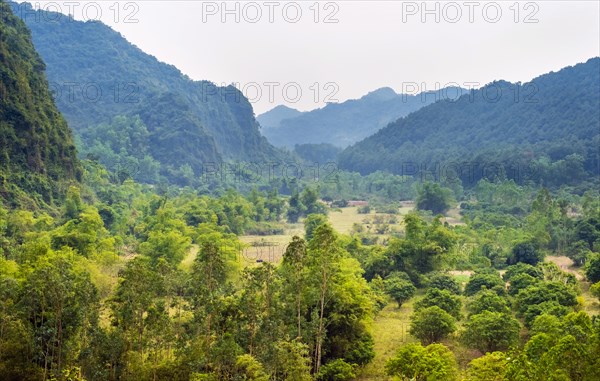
[30, 1, 600, 114]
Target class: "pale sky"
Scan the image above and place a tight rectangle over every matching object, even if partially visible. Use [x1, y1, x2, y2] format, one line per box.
[28, 1, 600, 114]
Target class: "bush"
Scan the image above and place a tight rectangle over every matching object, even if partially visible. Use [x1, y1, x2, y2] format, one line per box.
[502, 263, 544, 281]
[317, 359, 357, 381]
[590, 282, 600, 302]
[416, 182, 453, 215]
[384, 273, 416, 308]
[415, 288, 462, 319]
[464, 273, 505, 296]
[508, 241, 543, 266]
[507, 273, 540, 296]
[465, 352, 508, 381]
[357, 205, 371, 214]
[409, 306, 456, 344]
[428, 273, 461, 294]
[385, 343, 458, 381]
[586, 254, 600, 283]
[462, 311, 520, 353]
[515, 283, 578, 318]
[467, 289, 511, 316]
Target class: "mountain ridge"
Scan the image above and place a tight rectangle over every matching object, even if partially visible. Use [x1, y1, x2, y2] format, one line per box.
[260, 86, 465, 148]
[9, 1, 286, 183]
[338, 57, 600, 187]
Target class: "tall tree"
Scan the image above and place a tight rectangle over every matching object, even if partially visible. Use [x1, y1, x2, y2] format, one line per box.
[306, 223, 342, 373]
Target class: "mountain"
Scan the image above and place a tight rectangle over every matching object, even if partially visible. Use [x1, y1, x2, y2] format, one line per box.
[0, 0, 81, 207]
[260, 86, 463, 148]
[339, 58, 600, 188]
[9, 1, 284, 183]
[257, 105, 304, 130]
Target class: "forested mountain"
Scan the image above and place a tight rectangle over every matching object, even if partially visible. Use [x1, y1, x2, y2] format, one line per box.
[9, 1, 284, 183]
[257, 105, 304, 130]
[339, 58, 600, 188]
[0, 1, 80, 207]
[261, 87, 463, 148]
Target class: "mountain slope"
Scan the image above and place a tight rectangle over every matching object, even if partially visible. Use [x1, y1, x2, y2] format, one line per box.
[261, 87, 462, 148]
[9, 1, 284, 174]
[0, 0, 81, 207]
[339, 58, 600, 187]
[257, 105, 304, 130]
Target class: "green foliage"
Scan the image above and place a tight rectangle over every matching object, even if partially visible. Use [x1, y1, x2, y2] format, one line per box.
[508, 240, 543, 266]
[409, 306, 456, 344]
[585, 253, 600, 283]
[12, 1, 285, 183]
[0, 1, 81, 207]
[515, 281, 578, 328]
[416, 182, 454, 215]
[287, 190, 306, 223]
[339, 59, 600, 191]
[304, 213, 328, 241]
[462, 311, 520, 353]
[385, 342, 458, 381]
[317, 359, 357, 381]
[368, 275, 388, 311]
[503, 262, 544, 281]
[305, 223, 375, 372]
[18, 250, 98, 379]
[464, 272, 505, 296]
[467, 289, 511, 316]
[384, 272, 416, 308]
[385, 214, 457, 280]
[415, 288, 462, 319]
[465, 352, 508, 381]
[505, 312, 600, 381]
[78, 115, 162, 184]
[427, 272, 461, 294]
[272, 340, 312, 381]
[590, 282, 600, 301]
[302, 187, 327, 215]
[294, 143, 342, 163]
[507, 273, 540, 296]
[515, 282, 578, 315]
[235, 355, 269, 381]
[138, 229, 191, 267]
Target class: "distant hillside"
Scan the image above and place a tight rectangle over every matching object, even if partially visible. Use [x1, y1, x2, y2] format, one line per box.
[257, 105, 304, 130]
[10, 1, 285, 183]
[261, 87, 463, 148]
[0, 0, 81, 207]
[339, 58, 600, 188]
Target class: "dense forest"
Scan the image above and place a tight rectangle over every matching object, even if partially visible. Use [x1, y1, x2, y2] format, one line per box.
[1, 1, 600, 380]
[339, 58, 600, 190]
[0, 0, 80, 207]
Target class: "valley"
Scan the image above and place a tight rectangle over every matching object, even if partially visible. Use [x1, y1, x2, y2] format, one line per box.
[1, 1, 599, 380]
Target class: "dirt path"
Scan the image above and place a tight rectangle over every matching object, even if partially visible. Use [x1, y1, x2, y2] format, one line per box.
[546, 255, 584, 280]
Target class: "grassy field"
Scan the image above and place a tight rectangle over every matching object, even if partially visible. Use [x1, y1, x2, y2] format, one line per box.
[328, 205, 413, 236]
[237, 204, 415, 264]
[238, 223, 303, 263]
[356, 298, 417, 380]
